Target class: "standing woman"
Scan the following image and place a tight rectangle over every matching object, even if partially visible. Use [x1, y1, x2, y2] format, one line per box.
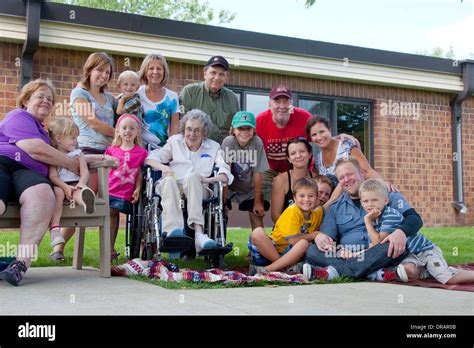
[270, 137, 317, 223]
[137, 53, 179, 148]
[50, 52, 117, 261]
[0, 79, 79, 285]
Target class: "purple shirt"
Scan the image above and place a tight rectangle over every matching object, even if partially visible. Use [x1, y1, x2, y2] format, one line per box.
[0, 109, 51, 176]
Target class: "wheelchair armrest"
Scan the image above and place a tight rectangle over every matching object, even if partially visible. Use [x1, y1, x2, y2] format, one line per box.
[88, 160, 117, 170]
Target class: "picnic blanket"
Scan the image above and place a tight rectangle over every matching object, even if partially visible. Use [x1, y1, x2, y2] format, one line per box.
[112, 258, 307, 284]
[385, 263, 474, 292]
[112, 259, 474, 291]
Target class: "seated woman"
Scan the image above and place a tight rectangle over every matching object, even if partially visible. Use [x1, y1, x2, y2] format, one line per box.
[0, 79, 79, 286]
[145, 109, 233, 254]
[306, 116, 396, 204]
[271, 137, 317, 223]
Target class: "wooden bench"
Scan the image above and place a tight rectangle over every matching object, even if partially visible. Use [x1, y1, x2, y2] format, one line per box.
[0, 160, 114, 277]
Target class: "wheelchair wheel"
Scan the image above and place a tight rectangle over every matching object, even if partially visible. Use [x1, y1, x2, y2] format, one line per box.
[128, 201, 144, 259]
[211, 254, 225, 269]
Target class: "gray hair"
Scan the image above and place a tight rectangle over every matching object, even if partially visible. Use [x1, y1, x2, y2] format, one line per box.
[179, 109, 214, 138]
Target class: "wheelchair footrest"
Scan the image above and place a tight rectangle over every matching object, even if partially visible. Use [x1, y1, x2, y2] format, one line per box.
[160, 236, 194, 253]
[197, 243, 233, 257]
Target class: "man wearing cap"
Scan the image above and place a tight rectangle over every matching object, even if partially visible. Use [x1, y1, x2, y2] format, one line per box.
[179, 55, 240, 144]
[256, 85, 312, 201]
[221, 111, 270, 229]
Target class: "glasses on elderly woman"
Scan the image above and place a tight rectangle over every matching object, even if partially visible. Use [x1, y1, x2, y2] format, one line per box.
[185, 126, 203, 134]
[32, 93, 53, 103]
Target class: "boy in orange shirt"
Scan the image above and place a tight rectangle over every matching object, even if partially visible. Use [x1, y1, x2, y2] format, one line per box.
[248, 177, 323, 275]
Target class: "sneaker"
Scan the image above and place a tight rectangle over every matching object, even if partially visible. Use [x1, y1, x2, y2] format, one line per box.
[302, 263, 329, 281]
[248, 264, 268, 276]
[283, 262, 304, 274]
[383, 266, 408, 282]
[396, 264, 409, 283]
[195, 233, 217, 253]
[0, 260, 27, 286]
[49, 251, 65, 262]
[81, 187, 96, 214]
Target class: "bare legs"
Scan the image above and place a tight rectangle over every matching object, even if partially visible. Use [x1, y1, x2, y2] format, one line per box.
[18, 184, 55, 267]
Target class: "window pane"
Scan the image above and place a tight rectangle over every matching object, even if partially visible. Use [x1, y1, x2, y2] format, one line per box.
[245, 93, 268, 116]
[299, 99, 332, 119]
[336, 103, 369, 154]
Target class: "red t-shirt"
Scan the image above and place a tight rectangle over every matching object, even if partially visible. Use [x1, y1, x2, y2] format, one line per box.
[256, 107, 311, 173]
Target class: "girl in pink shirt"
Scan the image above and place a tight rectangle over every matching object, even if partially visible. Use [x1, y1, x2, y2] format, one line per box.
[105, 114, 148, 260]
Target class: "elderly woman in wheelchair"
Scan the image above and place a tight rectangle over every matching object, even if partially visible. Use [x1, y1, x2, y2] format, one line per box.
[145, 109, 233, 254]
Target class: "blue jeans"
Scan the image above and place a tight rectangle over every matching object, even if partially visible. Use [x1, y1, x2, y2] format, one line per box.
[305, 243, 407, 279]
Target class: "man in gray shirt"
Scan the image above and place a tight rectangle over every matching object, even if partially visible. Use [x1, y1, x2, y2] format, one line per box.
[179, 55, 240, 144]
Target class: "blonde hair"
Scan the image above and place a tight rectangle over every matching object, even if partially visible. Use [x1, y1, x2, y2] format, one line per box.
[117, 70, 140, 88]
[81, 52, 114, 92]
[359, 179, 388, 199]
[292, 177, 319, 196]
[138, 53, 169, 86]
[314, 175, 334, 190]
[335, 156, 362, 173]
[17, 79, 56, 109]
[111, 116, 143, 147]
[48, 117, 79, 148]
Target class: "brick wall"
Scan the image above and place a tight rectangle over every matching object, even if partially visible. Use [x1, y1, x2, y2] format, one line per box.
[0, 42, 473, 227]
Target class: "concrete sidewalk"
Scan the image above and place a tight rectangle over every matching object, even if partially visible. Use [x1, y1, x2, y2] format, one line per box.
[1, 267, 473, 315]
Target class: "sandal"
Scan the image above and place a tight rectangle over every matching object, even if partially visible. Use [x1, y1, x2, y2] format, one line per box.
[49, 251, 65, 262]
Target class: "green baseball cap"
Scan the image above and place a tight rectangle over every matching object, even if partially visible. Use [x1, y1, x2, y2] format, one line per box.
[231, 111, 256, 129]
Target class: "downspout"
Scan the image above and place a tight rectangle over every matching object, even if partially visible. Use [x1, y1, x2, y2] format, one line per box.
[450, 60, 474, 214]
[20, 0, 42, 87]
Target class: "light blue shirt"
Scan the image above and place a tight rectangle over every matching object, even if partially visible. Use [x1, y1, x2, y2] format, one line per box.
[70, 87, 116, 151]
[321, 191, 412, 250]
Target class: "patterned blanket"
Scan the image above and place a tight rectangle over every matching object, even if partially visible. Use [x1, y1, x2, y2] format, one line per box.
[111, 258, 307, 284]
[112, 259, 474, 291]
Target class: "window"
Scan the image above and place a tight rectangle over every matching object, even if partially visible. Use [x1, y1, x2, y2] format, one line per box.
[230, 86, 373, 163]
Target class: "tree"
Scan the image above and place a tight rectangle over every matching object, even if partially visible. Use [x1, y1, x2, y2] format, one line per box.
[49, 0, 236, 25]
[415, 46, 455, 59]
[305, 0, 316, 7]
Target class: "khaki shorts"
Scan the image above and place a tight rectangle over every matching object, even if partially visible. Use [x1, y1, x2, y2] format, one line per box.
[261, 168, 279, 202]
[401, 245, 459, 284]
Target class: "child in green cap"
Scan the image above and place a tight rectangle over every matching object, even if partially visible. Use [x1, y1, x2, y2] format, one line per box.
[221, 111, 270, 230]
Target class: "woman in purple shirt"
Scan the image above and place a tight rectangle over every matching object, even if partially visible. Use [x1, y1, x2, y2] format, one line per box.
[0, 79, 78, 286]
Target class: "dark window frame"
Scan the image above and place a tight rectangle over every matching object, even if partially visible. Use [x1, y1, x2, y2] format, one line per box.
[228, 85, 374, 165]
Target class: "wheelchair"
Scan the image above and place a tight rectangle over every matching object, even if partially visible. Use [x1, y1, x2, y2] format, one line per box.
[125, 166, 233, 269]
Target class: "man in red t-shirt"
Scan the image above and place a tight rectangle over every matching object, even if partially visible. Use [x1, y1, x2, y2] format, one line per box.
[256, 85, 311, 201]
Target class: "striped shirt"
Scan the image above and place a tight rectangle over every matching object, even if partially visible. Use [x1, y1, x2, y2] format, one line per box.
[373, 205, 433, 254]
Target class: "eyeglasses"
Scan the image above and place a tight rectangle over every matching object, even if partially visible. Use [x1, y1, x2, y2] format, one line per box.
[32, 94, 53, 103]
[185, 126, 203, 134]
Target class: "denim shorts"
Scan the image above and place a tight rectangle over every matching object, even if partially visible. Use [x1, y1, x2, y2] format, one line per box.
[247, 236, 292, 266]
[109, 195, 133, 215]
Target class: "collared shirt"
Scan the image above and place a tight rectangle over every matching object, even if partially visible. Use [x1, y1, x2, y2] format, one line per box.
[320, 191, 412, 250]
[146, 134, 234, 185]
[179, 82, 240, 144]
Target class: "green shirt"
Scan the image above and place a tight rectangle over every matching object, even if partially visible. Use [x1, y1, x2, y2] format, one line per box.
[179, 82, 240, 144]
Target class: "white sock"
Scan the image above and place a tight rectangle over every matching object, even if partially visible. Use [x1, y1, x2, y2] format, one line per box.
[195, 232, 213, 252]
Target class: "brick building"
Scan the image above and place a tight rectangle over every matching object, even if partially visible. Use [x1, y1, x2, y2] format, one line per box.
[0, 0, 473, 227]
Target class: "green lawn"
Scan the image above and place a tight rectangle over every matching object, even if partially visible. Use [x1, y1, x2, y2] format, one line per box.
[1, 227, 473, 288]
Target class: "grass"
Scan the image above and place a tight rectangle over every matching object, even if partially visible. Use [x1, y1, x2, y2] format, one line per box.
[1, 227, 473, 289]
